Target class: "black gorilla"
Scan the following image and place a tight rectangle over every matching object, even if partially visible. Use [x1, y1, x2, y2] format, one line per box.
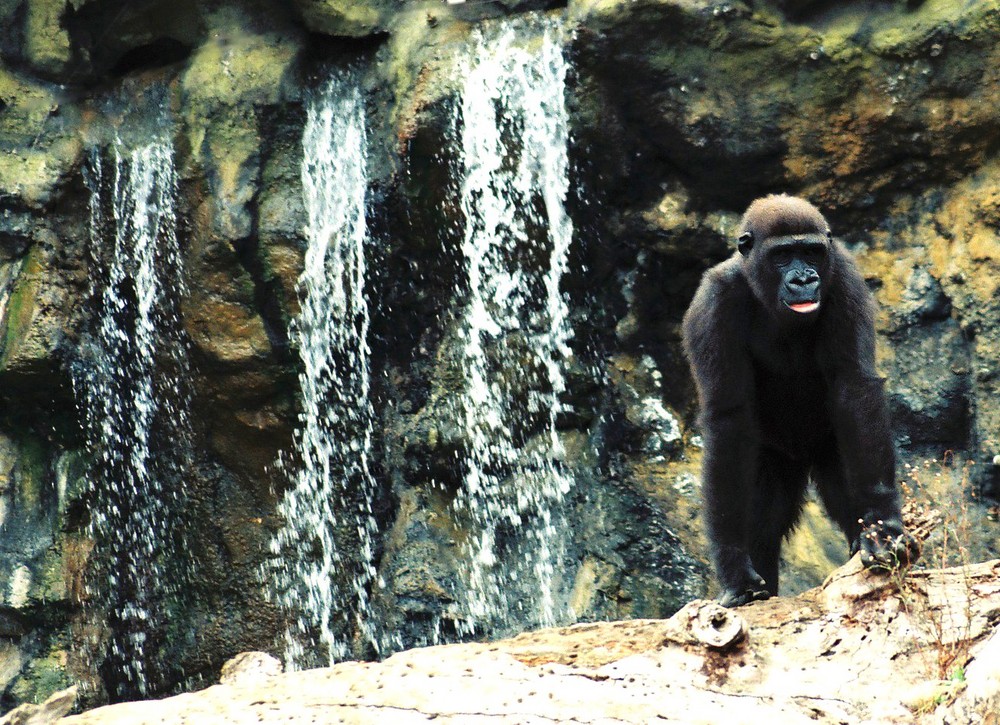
[682, 194, 916, 607]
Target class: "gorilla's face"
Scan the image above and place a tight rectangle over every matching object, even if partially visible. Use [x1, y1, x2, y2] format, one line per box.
[746, 232, 832, 321]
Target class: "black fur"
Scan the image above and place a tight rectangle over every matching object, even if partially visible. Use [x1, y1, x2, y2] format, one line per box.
[682, 194, 916, 607]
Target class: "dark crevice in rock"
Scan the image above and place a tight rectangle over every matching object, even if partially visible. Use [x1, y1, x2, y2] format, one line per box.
[300, 30, 389, 65]
[108, 38, 194, 78]
[60, 0, 204, 85]
[772, 0, 929, 27]
[230, 227, 292, 363]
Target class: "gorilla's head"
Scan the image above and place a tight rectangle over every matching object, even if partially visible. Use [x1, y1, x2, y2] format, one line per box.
[736, 194, 834, 322]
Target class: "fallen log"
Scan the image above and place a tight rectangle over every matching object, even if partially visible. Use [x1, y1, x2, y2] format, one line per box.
[41, 554, 1000, 724]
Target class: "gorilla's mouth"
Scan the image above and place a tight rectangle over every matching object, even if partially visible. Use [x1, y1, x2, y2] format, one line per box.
[786, 301, 820, 314]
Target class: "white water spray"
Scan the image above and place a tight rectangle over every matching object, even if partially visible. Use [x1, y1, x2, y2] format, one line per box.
[83, 134, 190, 698]
[451, 15, 575, 636]
[267, 72, 383, 668]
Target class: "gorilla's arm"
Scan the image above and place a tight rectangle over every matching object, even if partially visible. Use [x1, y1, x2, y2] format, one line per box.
[823, 247, 915, 567]
[682, 267, 769, 606]
[829, 373, 909, 562]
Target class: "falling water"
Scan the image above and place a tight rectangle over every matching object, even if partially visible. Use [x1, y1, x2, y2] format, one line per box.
[267, 72, 383, 668]
[451, 15, 575, 636]
[81, 133, 191, 699]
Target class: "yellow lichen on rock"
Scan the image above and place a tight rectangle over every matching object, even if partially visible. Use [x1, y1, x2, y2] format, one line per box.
[24, 0, 72, 75]
[181, 10, 299, 112]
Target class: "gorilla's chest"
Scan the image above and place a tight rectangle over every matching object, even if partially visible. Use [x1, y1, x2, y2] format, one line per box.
[750, 337, 833, 458]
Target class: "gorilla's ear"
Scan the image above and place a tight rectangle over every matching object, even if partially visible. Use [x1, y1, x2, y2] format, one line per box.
[737, 231, 754, 256]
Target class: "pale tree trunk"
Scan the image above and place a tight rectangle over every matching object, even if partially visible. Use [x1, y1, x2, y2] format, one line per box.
[18, 550, 1000, 724]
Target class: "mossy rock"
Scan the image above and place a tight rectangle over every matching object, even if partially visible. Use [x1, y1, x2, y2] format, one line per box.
[0, 68, 81, 207]
[23, 0, 72, 76]
[8, 648, 71, 706]
[0, 250, 42, 372]
[180, 8, 301, 116]
[292, 0, 394, 37]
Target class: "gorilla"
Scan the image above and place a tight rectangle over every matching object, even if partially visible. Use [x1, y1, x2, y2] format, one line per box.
[682, 194, 916, 607]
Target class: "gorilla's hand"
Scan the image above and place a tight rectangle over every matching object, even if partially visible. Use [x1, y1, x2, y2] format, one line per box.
[717, 560, 771, 608]
[855, 517, 920, 570]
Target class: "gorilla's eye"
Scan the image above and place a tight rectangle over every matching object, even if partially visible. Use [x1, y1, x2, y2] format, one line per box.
[804, 245, 827, 262]
[771, 243, 827, 269]
[771, 249, 794, 267]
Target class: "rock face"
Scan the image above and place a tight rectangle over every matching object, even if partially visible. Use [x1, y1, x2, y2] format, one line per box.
[0, 0, 997, 713]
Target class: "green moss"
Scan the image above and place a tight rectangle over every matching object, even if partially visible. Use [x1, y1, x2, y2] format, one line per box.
[24, 0, 72, 74]
[0, 68, 81, 205]
[296, 0, 383, 36]
[0, 151, 72, 209]
[863, 0, 1000, 56]
[0, 249, 42, 370]
[0, 67, 59, 143]
[181, 9, 299, 113]
[9, 649, 71, 705]
[14, 435, 46, 512]
[32, 544, 69, 604]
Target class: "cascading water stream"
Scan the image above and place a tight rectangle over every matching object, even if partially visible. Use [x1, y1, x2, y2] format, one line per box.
[450, 15, 575, 637]
[266, 72, 383, 668]
[81, 132, 191, 699]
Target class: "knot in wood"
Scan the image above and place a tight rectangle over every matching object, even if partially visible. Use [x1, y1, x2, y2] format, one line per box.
[671, 600, 747, 651]
[220, 651, 284, 686]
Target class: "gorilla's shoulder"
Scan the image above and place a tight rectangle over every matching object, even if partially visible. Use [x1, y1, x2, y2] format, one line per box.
[702, 256, 749, 298]
[707, 255, 743, 282]
[684, 256, 750, 334]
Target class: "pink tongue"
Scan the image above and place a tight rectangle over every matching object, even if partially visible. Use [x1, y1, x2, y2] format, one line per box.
[789, 302, 819, 313]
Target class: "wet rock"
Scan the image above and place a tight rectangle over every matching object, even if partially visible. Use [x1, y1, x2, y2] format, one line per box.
[607, 354, 684, 459]
[0, 685, 75, 725]
[291, 0, 395, 37]
[0, 66, 82, 208]
[887, 319, 971, 448]
[178, 8, 303, 370]
[22, 0, 72, 78]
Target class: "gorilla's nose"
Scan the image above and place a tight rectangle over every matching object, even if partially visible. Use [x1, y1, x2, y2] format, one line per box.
[786, 271, 819, 295]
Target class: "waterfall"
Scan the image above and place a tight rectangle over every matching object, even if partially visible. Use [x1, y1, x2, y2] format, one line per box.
[267, 72, 383, 668]
[451, 15, 575, 637]
[81, 133, 191, 699]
